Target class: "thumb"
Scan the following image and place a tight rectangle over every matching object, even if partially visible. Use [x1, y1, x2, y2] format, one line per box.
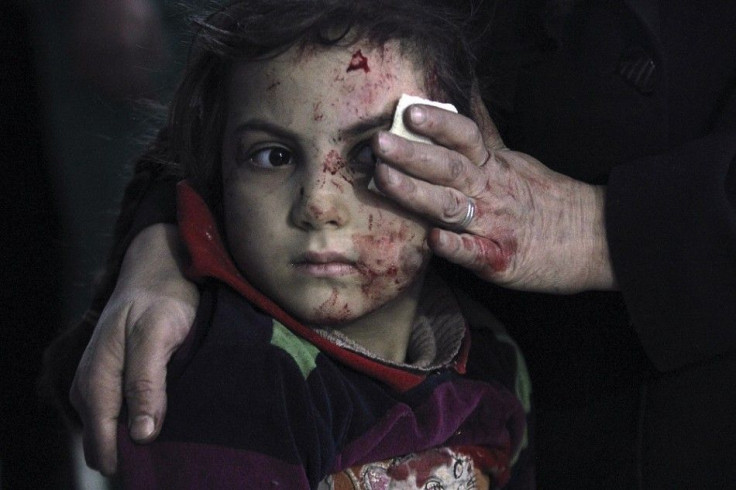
[123, 349, 167, 444]
[123, 313, 184, 442]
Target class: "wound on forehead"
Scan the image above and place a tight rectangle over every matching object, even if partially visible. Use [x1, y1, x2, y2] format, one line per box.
[346, 49, 370, 73]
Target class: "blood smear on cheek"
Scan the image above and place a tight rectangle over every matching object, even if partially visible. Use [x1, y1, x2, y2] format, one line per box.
[352, 223, 421, 298]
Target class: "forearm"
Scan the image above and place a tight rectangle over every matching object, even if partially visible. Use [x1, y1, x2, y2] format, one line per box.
[114, 223, 192, 300]
[546, 179, 617, 293]
[585, 184, 617, 291]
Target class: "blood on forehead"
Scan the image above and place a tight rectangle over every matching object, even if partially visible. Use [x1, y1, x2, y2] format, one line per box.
[330, 44, 422, 119]
[346, 49, 370, 73]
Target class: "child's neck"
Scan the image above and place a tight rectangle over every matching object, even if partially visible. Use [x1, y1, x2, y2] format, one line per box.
[322, 276, 425, 363]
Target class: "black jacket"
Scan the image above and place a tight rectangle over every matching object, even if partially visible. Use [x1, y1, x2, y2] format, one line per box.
[475, 0, 736, 487]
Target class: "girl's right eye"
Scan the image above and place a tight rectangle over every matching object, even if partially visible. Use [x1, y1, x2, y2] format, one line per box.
[246, 147, 294, 168]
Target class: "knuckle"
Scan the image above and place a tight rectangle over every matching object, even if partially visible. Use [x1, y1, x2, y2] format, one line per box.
[441, 192, 464, 222]
[128, 314, 173, 348]
[415, 145, 433, 167]
[126, 317, 155, 345]
[125, 378, 158, 404]
[446, 155, 464, 182]
[470, 124, 485, 149]
[467, 172, 489, 197]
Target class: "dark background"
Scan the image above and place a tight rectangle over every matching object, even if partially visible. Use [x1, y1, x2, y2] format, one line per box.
[1, 1, 186, 487]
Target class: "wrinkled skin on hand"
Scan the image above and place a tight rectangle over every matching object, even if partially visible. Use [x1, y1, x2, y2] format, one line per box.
[70, 224, 197, 475]
[371, 98, 616, 294]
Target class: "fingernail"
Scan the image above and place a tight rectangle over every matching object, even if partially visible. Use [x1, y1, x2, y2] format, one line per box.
[436, 229, 449, 248]
[130, 415, 155, 441]
[378, 132, 394, 153]
[383, 164, 400, 186]
[409, 106, 426, 125]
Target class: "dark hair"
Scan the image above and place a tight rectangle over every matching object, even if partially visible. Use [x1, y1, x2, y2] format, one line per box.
[157, 0, 480, 207]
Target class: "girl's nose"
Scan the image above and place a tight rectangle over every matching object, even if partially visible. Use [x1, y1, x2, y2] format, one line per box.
[289, 155, 351, 230]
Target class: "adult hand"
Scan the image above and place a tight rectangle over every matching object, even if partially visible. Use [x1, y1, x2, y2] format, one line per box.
[70, 224, 198, 475]
[372, 97, 617, 294]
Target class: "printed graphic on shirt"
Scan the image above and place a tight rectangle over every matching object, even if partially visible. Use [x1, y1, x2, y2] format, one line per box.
[321, 447, 490, 489]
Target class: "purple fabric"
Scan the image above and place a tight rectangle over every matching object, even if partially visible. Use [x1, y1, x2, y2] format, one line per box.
[333, 378, 524, 473]
[118, 425, 311, 489]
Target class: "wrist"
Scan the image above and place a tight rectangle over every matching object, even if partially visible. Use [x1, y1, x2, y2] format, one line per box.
[577, 184, 617, 291]
[119, 224, 187, 286]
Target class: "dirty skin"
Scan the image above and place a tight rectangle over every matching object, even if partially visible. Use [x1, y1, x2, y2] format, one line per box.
[352, 222, 426, 297]
[316, 288, 353, 323]
[321, 150, 355, 186]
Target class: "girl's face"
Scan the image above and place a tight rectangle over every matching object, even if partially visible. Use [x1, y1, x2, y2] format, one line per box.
[221, 42, 432, 329]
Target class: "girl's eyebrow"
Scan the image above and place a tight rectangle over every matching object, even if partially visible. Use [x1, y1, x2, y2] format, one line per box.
[232, 119, 299, 143]
[232, 111, 393, 141]
[340, 112, 394, 139]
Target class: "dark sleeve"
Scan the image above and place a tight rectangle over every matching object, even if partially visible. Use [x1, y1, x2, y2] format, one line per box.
[606, 126, 736, 372]
[117, 286, 329, 489]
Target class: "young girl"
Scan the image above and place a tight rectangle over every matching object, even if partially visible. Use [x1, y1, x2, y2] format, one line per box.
[67, 0, 533, 487]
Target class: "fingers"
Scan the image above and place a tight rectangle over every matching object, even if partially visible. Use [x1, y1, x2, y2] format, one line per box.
[372, 124, 490, 230]
[374, 131, 485, 197]
[428, 228, 514, 281]
[373, 161, 480, 229]
[79, 382, 121, 476]
[124, 303, 193, 444]
[401, 104, 491, 167]
[70, 309, 127, 475]
[124, 332, 166, 444]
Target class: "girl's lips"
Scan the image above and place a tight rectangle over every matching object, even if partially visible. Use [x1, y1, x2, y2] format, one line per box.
[301, 250, 354, 263]
[293, 250, 359, 277]
[295, 262, 358, 277]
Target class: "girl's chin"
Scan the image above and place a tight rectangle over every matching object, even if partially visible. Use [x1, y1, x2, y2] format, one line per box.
[289, 302, 371, 327]
[300, 310, 361, 327]
[277, 289, 389, 326]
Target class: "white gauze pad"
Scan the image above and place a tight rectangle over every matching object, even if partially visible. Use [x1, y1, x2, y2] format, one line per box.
[368, 94, 458, 193]
[388, 94, 458, 143]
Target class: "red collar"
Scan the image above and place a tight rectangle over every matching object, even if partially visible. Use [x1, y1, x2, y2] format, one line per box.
[176, 180, 468, 392]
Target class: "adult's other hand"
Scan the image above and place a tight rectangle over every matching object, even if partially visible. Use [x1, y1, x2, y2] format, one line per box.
[372, 101, 617, 294]
[69, 224, 198, 475]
